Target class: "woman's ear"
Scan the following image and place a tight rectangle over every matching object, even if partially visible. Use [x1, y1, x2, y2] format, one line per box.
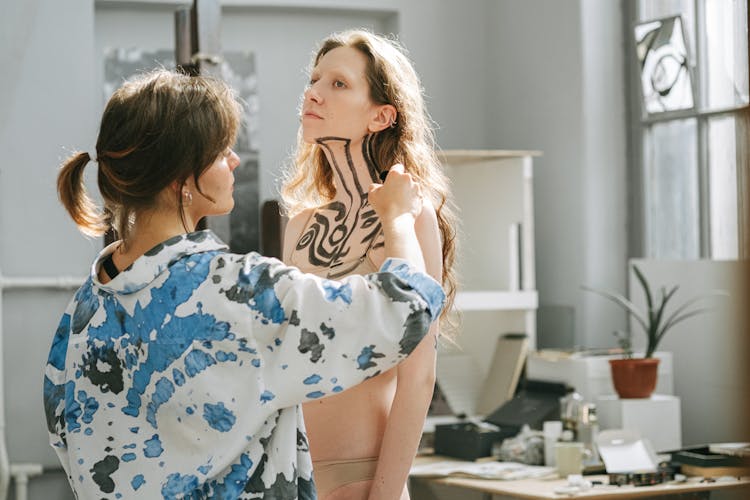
[368, 104, 397, 133]
[157, 180, 183, 209]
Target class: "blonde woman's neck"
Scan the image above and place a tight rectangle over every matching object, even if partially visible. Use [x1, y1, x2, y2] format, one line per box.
[316, 135, 380, 204]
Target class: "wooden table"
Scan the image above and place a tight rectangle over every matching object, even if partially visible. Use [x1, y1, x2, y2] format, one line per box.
[410, 457, 750, 500]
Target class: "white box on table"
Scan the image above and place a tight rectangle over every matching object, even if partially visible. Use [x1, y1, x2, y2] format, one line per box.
[596, 394, 682, 452]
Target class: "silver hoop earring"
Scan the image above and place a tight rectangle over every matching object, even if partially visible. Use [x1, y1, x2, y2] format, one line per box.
[389, 118, 397, 129]
[182, 190, 193, 207]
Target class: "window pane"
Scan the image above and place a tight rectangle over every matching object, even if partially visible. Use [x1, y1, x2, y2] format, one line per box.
[704, 0, 749, 108]
[639, 0, 696, 62]
[708, 116, 740, 258]
[645, 119, 700, 258]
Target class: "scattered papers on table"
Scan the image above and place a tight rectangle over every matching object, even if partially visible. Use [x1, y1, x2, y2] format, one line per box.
[410, 460, 556, 480]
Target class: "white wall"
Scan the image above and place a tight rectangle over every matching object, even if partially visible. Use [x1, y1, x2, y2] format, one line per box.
[1, 0, 99, 276]
[1, 3, 98, 497]
[0, 0, 630, 497]
[485, 0, 628, 347]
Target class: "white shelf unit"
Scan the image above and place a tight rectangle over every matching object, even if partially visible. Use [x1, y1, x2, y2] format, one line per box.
[440, 149, 540, 375]
[453, 290, 538, 311]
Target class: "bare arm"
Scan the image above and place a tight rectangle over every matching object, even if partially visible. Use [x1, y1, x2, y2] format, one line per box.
[367, 164, 425, 273]
[368, 200, 442, 500]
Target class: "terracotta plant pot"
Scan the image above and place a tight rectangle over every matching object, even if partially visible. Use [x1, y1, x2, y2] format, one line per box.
[609, 358, 660, 399]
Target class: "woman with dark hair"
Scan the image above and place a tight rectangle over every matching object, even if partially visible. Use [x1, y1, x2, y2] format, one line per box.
[45, 68, 443, 499]
[281, 30, 457, 499]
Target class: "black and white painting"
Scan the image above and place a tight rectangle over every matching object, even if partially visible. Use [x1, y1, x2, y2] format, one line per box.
[634, 15, 695, 114]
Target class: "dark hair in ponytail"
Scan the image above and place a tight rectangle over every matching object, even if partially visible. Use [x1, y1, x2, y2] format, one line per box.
[56, 69, 242, 244]
[57, 152, 110, 237]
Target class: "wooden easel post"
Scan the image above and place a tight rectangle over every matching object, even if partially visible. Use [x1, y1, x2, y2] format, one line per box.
[173, 0, 227, 235]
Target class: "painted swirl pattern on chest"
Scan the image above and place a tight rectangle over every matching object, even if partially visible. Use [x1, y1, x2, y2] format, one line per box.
[295, 136, 384, 278]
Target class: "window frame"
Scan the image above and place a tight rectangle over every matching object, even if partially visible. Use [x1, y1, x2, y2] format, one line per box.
[626, 0, 750, 259]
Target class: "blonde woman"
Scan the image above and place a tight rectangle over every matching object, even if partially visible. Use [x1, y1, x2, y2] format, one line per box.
[282, 30, 457, 499]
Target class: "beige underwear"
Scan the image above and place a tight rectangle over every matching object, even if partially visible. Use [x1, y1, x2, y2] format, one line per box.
[312, 457, 378, 497]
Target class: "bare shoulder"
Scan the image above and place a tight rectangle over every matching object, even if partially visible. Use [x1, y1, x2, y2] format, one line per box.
[285, 207, 315, 236]
[282, 207, 315, 261]
[414, 198, 440, 240]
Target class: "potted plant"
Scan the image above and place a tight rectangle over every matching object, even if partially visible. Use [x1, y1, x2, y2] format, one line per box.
[583, 263, 726, 398]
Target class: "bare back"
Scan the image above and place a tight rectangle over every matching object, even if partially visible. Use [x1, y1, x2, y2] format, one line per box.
[285, 203, 394, 461]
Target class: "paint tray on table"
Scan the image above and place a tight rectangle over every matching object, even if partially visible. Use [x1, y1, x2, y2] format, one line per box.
[671, 444, 750, 476]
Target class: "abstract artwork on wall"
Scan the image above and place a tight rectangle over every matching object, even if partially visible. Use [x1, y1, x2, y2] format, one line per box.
[103, 48, 260, 253]
[103, 48, 175, 100]
[634, 15, 695, 114]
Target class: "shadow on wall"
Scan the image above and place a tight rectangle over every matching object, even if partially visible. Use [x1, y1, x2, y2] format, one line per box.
[536, 305, 575, 349]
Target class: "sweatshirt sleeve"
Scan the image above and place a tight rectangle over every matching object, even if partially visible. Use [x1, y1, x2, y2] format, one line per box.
[227, 253, 445, 411]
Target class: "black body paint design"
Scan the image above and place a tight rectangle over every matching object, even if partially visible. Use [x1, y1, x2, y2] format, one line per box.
[363, 133, 382, 182]
[294, 136, 385, 278]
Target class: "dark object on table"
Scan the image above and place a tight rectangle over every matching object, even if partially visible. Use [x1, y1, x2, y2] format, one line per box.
[608, 464, 675, 487]
[671, 446, 750, 477]
[672, 446, 750, 468]
[484, 379, 569, 431]
[433, 380, 568, 461]
[434, 421, 513, 461]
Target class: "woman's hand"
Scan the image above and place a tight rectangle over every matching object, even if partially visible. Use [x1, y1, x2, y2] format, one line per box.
[368, 164, 423, 223]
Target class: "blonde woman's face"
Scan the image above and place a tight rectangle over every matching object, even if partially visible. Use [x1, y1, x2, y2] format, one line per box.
[301, 46, 379, 143]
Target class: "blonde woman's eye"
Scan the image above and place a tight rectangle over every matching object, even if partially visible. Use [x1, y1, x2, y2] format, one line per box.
[333, 80, 346, 89]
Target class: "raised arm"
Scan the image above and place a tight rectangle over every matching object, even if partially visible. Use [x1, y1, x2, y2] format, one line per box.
[367, 164, 426, 273]
[368, 200, 442, 500]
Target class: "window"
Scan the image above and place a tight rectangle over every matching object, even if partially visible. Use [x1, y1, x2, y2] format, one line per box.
[631, 0, 749, 259]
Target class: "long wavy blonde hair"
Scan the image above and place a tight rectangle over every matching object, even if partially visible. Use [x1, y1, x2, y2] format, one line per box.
[281, 29, 458, 324]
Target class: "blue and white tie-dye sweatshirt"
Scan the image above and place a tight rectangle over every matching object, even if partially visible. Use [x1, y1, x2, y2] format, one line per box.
[43, 230, 444, 499]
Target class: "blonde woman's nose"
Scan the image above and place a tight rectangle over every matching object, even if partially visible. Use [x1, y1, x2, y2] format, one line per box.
[305, 84, 323, 104]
